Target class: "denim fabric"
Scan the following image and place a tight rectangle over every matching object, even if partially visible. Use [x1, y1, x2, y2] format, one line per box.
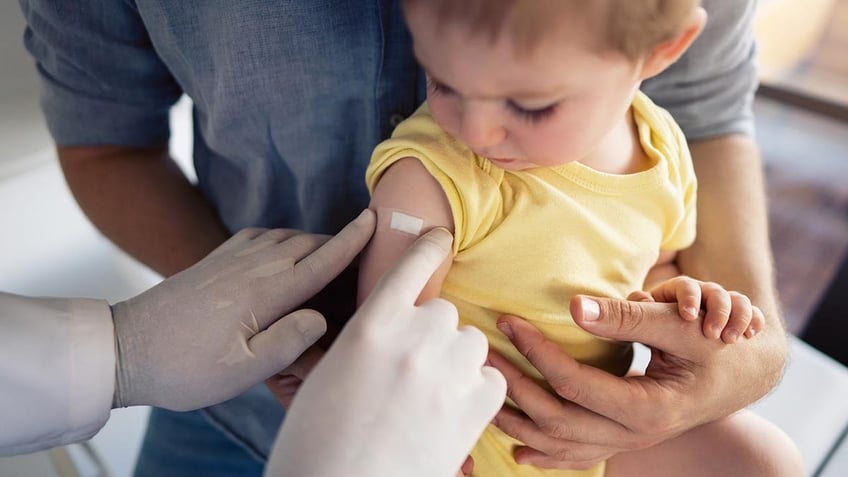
[18, 0, 758, 474]
[134, 407, 266, 477]
[21, 0, 424, 235]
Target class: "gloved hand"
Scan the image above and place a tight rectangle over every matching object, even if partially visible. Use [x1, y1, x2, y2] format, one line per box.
[265, 228, 506, 477]
[110, 210, 375, 411]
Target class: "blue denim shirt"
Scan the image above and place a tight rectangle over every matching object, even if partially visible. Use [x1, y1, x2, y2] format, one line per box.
[22, 0, 424, 235]
[19, 0, 758, 462]
[20, 0, 758, 234]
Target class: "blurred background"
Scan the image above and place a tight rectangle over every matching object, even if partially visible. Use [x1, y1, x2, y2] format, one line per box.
[1, 0, 846, 476]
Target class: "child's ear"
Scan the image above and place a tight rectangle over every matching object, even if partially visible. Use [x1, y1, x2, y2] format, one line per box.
[639, 7, 707, 80]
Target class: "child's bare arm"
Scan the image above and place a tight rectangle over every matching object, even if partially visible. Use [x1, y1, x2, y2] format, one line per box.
[358, 157, 455, 306]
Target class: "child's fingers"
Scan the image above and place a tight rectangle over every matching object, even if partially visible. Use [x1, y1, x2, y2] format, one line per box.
[744, 305, 765, 338]
[460, 455, 474, 475]
[627, 290, 654, 302]
[647, 276, 684, 303]
[647, 276, 701, 320]
[701, 282, 731, 340]
[720, 292, 753, 344]
[674, 279, 702, 321]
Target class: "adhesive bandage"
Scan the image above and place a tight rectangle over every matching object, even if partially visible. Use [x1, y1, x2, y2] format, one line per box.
[376, 207, 426, 236]
[389, 211, 425, 236]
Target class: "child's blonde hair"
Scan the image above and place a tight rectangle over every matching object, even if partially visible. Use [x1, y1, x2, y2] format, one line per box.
[402, 0, 701, 60]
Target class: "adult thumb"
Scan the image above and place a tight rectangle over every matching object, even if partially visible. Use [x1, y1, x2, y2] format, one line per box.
[570, 295, 699, 355]
[249, 309, 327, 376]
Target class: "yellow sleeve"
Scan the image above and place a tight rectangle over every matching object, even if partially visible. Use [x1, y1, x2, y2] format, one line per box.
[638, 92, 697, 251]
[366, 104, 503, 253]
[661, 118, 698, 251]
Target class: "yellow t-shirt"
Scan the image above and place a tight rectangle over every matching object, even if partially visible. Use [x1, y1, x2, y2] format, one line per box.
[366, 91, 697, 477]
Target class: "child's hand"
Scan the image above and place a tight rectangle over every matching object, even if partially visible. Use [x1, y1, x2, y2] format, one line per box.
[628, 276, 764, 343]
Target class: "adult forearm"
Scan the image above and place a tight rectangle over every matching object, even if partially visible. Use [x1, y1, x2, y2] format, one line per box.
[58, 145, 229, 277]
[678, 134, 788, 396]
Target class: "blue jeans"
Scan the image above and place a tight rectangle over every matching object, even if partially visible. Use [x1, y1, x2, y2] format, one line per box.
[134, 385, 285, 477]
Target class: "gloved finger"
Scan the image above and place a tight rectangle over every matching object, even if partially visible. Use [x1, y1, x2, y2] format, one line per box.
[444, 325, 489, 380]
[247, 309, 328, 378]
[208, 227, 269, 256]
[359, 227, 453, 324]
[234, 228, 321, 258]
[479, 366, 508, 407]
[234, 227, 270, 240]
[247, 211, 374, 328]
[461, 366, 507, 435]
[291, 209, 376, 290]
[413, 297, 460, 337]
[261, 228, 311, 244]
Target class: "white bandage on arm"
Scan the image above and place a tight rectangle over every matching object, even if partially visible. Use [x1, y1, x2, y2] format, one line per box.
[377, 208, 427, 237]
[390, 211, 425, 235]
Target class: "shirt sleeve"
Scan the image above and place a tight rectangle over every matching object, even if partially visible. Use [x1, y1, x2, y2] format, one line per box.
[641, 0, 759, 140]
[661, 112, 698, 251]
[19, 0, 182, 146]
[0, 293, 115, 457]
[367, 105, 503, 253]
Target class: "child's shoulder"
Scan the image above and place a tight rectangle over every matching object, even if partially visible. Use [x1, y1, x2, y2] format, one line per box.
[367, 103, 503, 195]
[633, 91, 692, 164]
[632, 91, 683, 139]
[632, 91, 696, 189]
[376, 103, 498, 173]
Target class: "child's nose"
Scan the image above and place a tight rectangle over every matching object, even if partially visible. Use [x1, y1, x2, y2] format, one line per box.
[458, 102, 506, 149]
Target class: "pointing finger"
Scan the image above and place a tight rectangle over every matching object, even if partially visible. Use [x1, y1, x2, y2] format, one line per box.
[294, 209, 376, 283]
[357, 227, 453, 323]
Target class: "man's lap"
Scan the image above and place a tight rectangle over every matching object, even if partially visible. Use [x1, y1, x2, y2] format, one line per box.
[134, 384, 284, 476]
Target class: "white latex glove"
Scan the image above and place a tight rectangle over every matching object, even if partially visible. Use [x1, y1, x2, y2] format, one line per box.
[110, 210, 376, 410]
[265, 228, 506, 477]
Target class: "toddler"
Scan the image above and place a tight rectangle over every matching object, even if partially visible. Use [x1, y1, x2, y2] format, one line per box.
[358, 1, 803, 476]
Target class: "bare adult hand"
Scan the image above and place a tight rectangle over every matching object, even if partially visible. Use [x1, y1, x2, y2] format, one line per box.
[487, 294, 786, 470]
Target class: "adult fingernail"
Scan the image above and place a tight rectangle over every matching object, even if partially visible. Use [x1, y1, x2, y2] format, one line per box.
[580, 297, 601, 321]
[496, 321, 514, 340]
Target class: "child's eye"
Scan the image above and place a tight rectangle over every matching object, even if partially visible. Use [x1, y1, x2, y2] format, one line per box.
[427, 78, 455, 96]
[507, 100, 558, 124]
